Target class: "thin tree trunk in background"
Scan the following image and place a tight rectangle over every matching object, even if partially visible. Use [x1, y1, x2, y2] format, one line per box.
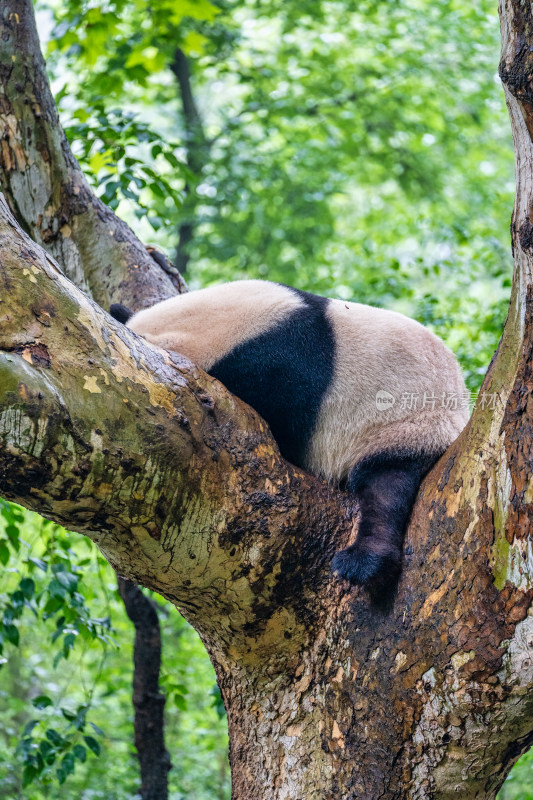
[171, 48, 210, 274]
[117, 578, 171, 800]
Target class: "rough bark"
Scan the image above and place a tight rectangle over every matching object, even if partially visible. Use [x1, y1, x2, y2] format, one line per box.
[0, 1, 532, 799]
[117, 577, 171, 800]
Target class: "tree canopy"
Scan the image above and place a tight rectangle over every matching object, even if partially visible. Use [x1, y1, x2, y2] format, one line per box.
[45, 0, 514, 386]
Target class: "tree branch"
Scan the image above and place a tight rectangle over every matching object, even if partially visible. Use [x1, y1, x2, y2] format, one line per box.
[0, 0, 184, 309]
[0, 195, 350, 655]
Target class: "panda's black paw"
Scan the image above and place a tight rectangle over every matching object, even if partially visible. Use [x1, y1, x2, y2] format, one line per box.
[331, 545, 382, 585]
[331, 544, 401, 597]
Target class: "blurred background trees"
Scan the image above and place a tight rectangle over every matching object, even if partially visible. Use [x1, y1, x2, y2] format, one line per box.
[1, 0, 530, 798]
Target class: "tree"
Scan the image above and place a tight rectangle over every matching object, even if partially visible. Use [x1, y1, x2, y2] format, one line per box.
[1, 0, 533, 797]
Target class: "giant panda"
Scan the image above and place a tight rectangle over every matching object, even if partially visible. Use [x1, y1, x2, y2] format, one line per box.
[110, 280, 468, 596]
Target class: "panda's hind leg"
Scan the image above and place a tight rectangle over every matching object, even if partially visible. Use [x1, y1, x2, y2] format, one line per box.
[331, 451, 438, 600]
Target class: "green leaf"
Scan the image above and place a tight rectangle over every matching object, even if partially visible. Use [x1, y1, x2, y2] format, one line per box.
[39, 739, 55, 762]
[22, 764, 38, 787]
[63, 632, 77, 652]
[73, 744, 87, 763]
[182, 31, 209, 55]
[28, 556, 48, 572]
[46, 728, 64, 747]
[54, 571, 78, 592]
[89, 722, 104, 736]
[19, 578, 35, 598]
[174, 693, 187, 711]
[32, 695, 53, 709]
[62, 751, 75, 775]
[48, 579, 67, 599]
[83, 735, 101, 756]
[73, 705, 88, 730]
[5, 523, 20, 546]
[4, 624, 19, 646]
[23, 720, 39, 737]
[0, 542, 9, 565]
[44, 596, 64, 615]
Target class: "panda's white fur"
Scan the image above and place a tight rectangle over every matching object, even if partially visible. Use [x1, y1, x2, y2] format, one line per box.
[306, 298, 468, 482]
[128, 280, 306, 370]
[121, 279, 468, 597]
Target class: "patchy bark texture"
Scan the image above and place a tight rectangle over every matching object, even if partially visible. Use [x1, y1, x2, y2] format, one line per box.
[0, 1, 533, 798]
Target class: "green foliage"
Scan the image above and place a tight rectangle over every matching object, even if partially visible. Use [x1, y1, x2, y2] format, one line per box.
[0, 504, 112, 792]
[41, 0, 514, 395]
[45, 0, 219, 86]
[500, 749, 533, 800]
[16, 706, 102, 788]
[62, 103, 187, 229]
[0, 500, 113, 671]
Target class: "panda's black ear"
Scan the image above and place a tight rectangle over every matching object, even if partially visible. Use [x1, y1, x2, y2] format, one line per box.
[109, 303, 132, 324]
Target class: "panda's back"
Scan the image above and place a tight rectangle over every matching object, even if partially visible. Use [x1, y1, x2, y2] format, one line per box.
[127, 281, 468, 479]
[128, 281, 337, 466]
[127, 280, 306, 370]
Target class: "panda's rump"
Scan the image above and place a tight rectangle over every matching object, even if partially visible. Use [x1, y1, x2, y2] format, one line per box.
[305, 299, 469, 482]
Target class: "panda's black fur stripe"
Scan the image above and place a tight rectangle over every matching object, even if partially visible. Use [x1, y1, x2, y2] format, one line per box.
[210, 287, 335, 468]
[332, 449, 439, 598]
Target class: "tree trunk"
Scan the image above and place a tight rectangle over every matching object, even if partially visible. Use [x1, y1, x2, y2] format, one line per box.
[0, 1, 533, 798]
[170, 48, 210, 274]
[118, 578, 171, 800]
